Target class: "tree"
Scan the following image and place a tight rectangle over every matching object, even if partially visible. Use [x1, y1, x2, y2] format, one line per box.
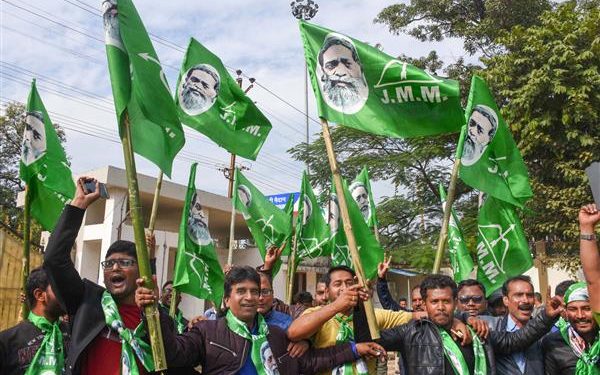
[483, 1, 600, 269]
[0, 101, 67, 243]
[375, 0, 552, 56]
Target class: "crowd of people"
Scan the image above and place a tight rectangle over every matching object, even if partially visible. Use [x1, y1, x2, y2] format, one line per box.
[0, 178, 598, 374]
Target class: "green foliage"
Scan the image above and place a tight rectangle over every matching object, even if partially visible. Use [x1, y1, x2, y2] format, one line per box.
[483, 1, 600, 270]
[0, 102, 67, 242]
[375, 0, 552, 56]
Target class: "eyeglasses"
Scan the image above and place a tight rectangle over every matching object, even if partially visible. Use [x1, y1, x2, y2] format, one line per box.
[101, 259, 137, 270]
[458, 295, 484, 304]
[260, 289, 273, 296]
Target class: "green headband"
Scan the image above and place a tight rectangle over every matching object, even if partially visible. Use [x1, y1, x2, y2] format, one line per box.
[563, 282, 589, 304]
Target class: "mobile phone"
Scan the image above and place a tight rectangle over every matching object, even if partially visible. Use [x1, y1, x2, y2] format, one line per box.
[586, 162, 600, 208]
[83, 180, 110, 199]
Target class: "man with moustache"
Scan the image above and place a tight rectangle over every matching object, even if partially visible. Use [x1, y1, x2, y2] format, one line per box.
[0, 268, 70, 375]
[43, 177, 155, 375]
[178, 64, 220, 116]
[314, 277, 328, 307]
[358, 274, 564, 375]
[542, 282, 600, 374]
[489, 275, 546, 374]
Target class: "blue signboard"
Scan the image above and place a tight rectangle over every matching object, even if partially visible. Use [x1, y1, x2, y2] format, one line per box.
[266, 192, 300, 210]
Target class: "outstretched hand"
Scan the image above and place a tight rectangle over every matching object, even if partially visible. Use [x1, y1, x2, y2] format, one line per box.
[71, 177, 101, 210]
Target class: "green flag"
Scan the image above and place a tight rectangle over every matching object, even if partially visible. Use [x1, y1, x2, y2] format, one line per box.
[172, 163, 224, 304]
[328, 179, 384, 280]
[460, 76, 532, 207]
[438, 183, 474, 282]
[296, 172, 332, 262]
[175, 38, 271, 160]
[476, 195, 533, 296]
[299, 20, 463, 138]
[19, 80, 75, 231]
[233, 169, 292, 275]
[102, 0, 184, 177]
[350, 167, 379, 229]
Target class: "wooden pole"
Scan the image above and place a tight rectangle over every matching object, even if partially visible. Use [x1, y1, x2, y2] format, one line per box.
[320, 119, 380, 339]
[169, 289, 178, 318]
[148, 171, 164, 235]
[19, 186, 31, 321]
[534, 240, 549, 304]
[432, 125, 467, 274]
[286, 231, 298, 305]
[120, 114, 167, 371]
[226, 154, 237, 266]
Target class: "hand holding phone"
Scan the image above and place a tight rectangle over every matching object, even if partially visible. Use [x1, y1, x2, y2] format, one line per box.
[83, 180, 110, 199]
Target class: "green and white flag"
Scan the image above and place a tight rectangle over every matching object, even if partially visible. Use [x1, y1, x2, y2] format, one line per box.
[19, 80, 75, 231]
[460, 76, 532, 208]
[439, 183, 474, 282]
[233, 169, 292, 275]
[172, 163, 224, 304]
[350, 167, 378, 229]
[102, 0, 184, 177]
[296, 172, 332, 263]
[476, 195, 533, 296]
[328, 179, 383, 280]
[299, 21, 463, 138]
[175, 38, 271, 160]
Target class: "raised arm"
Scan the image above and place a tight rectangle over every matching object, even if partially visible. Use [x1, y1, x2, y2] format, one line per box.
[43, 177, 100, 315]
[579, 204, 600, 314]
[287, 284, 362, 341]
[376, 258, 401, 311]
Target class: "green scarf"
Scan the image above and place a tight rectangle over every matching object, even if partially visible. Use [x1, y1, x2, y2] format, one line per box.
[332, 314, 367, 375]
[559, 323, 600, 375]
[160, 302, 186, 334]
[225, 310, 278, 375]
[101, 291, 154, 374]
[438, 327, 486, 375]
[24, 312, 64, 375]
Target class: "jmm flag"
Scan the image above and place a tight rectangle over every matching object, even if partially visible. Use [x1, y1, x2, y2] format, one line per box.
[439, 183, 474, 282]
[175, 38, 272, 160]
[172, 163, 224, 304]
[460, 76, 532, 208]
[476, 195, 533, 296]
[299, 20, 463, 138]
[296, 172, 332, 262]
[328, 179, 383, 280]
[19, 80, 75, 231]
[350, 167, 379, 229]
[233, 169, 292, 274]
[102, 0, 184, 177]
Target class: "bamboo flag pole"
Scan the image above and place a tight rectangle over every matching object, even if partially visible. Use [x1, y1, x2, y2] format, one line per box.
[148, 171, 163, 235]
[321, 118, 380, 339]
[432, 125, 467, 274]
[286, 231, 298, 305]
[120, 113, 167, 371]
[19, 186, 31, 321]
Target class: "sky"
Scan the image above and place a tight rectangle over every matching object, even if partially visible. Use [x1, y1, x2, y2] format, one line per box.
[1, 0, 473, 201]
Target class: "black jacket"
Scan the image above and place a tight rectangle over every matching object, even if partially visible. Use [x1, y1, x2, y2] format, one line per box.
[542, 329, 600, 374]
[0, 319, 70, 375]
[489, 314, 547, 375]
[158, 311, 358, 375]
[377, 277, 403, 311]
[356, 307, 556, 375]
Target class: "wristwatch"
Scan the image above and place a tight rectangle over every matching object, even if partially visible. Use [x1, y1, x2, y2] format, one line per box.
[580, 233, 597, 241]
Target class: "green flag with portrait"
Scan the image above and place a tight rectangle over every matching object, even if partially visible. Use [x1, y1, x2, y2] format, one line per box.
[296, 172, 332, 263]
[476, 195, 533, 296]
[233, 169, 292, 275]
[102, 0, 184, 177]
[439, 183, 474, 282]
[175, 38, 272, 160]
[19, 80, 75, 231]
[299, 20, 463, 138]
[459, 76, 532, 208]
[350, 167, 379, 229]
[172, 163, 224, 304]
[328, 179, 383, 280]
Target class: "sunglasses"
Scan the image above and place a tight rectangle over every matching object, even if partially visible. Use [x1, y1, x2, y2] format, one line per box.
[101, 258, 137, 270]
[458, 295, 484, 304]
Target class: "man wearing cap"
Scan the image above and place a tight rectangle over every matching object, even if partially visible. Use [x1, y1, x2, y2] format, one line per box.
[542, 282, 599, 374]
